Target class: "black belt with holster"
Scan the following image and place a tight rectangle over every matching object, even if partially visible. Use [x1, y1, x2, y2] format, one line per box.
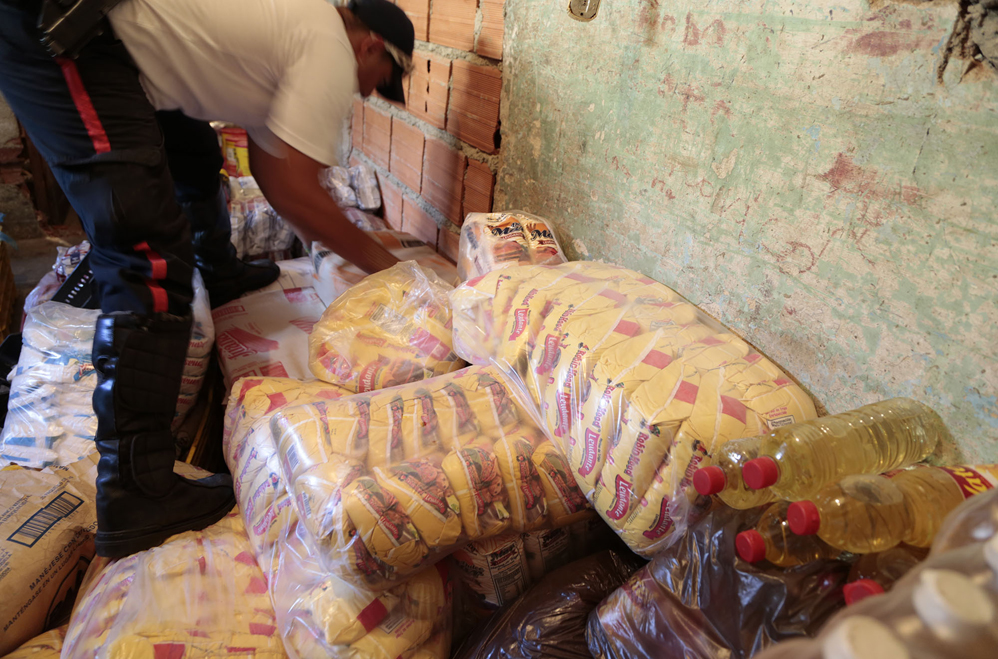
[37, 0, 125, 58]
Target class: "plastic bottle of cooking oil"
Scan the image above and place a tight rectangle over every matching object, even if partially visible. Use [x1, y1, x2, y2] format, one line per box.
[740, 398, 948, 501]
[735, 501, 840, 567]
[693, 436, 776, 509]
[753, 524, 998, 659]
[787, 474, 912, 554]
[890, 465, 998, 547]
[790, 467, 998, 554]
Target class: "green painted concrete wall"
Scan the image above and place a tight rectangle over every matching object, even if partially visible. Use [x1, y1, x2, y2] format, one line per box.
[498, 0, 998, 463]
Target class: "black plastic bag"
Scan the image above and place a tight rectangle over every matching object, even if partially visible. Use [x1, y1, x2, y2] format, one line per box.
[587, 504, 853, 659]
[453, 548, 645, 659]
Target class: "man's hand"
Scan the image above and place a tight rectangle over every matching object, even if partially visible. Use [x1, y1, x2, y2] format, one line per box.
[247, 136, 400, 274]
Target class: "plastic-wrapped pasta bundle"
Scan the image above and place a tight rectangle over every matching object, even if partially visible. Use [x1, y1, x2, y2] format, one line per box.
[309, 262, 465, 393]
[448, 262, 818, 557]
[311, 233, 459, 308]
[456, 212, 567, 281]
[269, 365, 593, 583]
[61, 510, 288, 659]
[223, 377, 455, 658]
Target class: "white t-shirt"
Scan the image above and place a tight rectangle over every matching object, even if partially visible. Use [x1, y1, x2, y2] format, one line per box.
[109, 0, 357, 166]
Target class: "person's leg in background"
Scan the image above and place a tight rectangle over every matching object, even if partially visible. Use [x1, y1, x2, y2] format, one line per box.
[155, 110, 279, 308]
[0, 3, 234, 558]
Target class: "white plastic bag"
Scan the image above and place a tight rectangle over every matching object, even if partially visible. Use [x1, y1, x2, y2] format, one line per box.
[1, 273, 215, 468]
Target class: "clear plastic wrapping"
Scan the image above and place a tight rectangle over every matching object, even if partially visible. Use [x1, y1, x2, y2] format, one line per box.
[449, 261, 818, 556]
[310, 232, 459, 308]
[23, 270, 62, 317]
[266, 365, 594, 587]
[61, 510, 288, 659]
[309, 261, 465, 392]
[177, 270, 216, 423]
[349, 165, 382, 212]
[933, 487, 998, 554]
[343, 208, 389, 233]
[456, 212, 567, 282]
[586, 505, 852, 659]
[0, 302, 100, 467]
[224, 377, 455, 658]
[0, 456, 97, 655]
[321, 167, 359, 208]
[2, 274, 214, 467]
[229, 175, 297, 260]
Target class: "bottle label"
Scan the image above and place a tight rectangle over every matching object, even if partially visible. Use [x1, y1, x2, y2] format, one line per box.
[939, 464, 998, 499]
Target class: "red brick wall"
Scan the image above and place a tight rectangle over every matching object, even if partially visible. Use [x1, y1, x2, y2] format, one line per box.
[351, 0, 503, 264]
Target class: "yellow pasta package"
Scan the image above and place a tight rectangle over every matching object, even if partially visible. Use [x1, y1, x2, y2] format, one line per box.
[374, 458, 464, 549]
[342, 477, 429, 576]
[366, 393, 412, 470]
[293, 457, 365, 543]
[571, 333, 678, 492]
[531, 441, 593, 527]
[619, 425, 710, 554]
[441, 441, 511, 540]
[347, 609, 432, 659]
[495, 434, 549, 532]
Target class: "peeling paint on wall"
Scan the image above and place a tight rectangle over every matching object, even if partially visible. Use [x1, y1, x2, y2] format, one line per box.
[498, 0, 998, 463]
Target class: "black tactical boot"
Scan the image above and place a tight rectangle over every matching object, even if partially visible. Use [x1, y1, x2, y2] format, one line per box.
[184, 188, 279, 308]
[92, 312, 235, 558]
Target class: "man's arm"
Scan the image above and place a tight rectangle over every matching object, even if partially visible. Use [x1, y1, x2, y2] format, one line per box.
[247, 137, 400, 274]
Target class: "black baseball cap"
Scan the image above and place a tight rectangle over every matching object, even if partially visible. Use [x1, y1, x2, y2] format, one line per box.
[347, 0, 415, 103]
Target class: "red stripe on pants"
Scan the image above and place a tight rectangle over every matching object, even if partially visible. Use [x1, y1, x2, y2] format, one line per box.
[56, 58, 111, 154]
[134, 242, 169, 313]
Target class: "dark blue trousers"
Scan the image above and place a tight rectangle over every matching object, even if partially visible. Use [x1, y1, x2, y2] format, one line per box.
[0, 2, 227, 316]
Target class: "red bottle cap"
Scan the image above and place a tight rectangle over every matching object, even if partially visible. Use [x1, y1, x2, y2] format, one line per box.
[788, 500, 822, 535]
[742, 456, 779, 490]
[693, 466, 727, 495]
[844, 579, 885, 605]
[735, 530, 767, 563]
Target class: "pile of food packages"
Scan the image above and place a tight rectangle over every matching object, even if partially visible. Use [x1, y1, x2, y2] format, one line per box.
[3, 167, 996, 659]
